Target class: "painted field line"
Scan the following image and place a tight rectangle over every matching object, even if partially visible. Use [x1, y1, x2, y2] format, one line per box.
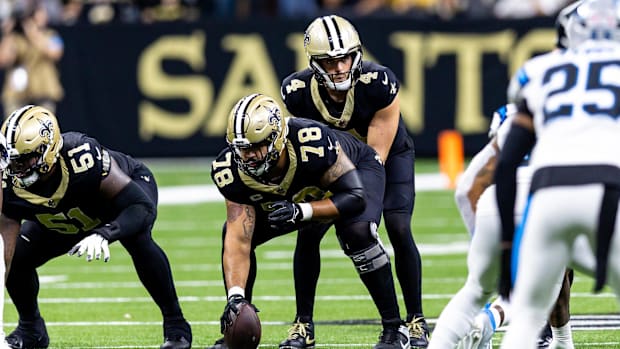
[158, 174, 447, 205]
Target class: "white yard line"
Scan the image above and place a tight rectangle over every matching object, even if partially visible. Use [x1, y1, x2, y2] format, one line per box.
[158, 173, 449, 205]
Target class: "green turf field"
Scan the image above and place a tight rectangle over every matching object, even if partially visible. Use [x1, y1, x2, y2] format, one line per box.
[6, 159, 618, 348]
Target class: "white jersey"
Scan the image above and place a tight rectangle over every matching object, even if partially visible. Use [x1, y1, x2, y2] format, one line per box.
[509, 41, 620, 169]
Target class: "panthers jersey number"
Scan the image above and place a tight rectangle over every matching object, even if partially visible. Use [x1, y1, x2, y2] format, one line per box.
[542, 60, 620, 121]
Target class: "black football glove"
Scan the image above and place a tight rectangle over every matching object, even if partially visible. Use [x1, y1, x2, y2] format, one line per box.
[498, 244, 512, 299]
[267, 200, 303, 231]
[220, 294, 259, 334]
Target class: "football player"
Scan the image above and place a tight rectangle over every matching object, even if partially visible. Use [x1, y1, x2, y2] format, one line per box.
[0, 132, 10, 349]
[0, 105, 191, 349]
[495, 0, 620, 348]
[207, 93, 410, 349]
[280, 15, 428, 349]
[428, 104, 594, 349]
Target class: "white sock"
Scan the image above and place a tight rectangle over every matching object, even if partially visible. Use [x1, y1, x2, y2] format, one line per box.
[551, 323, 574, 345]
[483, 304, 502, 330]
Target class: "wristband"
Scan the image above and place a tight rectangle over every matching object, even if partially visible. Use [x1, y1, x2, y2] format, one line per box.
[227, 286, 245, 299]
[298, 203, 313, 221]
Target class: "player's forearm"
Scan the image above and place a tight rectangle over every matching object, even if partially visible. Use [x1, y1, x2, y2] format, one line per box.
[0, 215, 20, 274]
[454, 142, 498, 234]
[223, 232, 252, 292]
[367, 121, 397, 165]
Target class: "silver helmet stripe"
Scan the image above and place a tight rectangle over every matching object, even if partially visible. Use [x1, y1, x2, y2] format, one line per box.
[233, 93, 259, 139]
[321, 15, 343, 52]
[5, 105, 34, 147]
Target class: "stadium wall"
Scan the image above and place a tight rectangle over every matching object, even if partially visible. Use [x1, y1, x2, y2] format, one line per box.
[50, 17, 556, 157]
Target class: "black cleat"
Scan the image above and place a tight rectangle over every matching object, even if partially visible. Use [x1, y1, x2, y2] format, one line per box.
[161, 318, 192, 349]
[374, 325, 410, 349]
[279, 318, 315, 349]
[6, 318, 49, 349]
[161, 336, 191, 349]
[205, 337, 226, 349]
[537, 323, 553, 349]
[406, 315, 429, 348]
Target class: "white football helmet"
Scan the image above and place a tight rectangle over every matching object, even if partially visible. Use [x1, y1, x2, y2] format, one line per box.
[565, 0, 620, 49]
[304, 15, 363, 91]
[555, 0, 583, 49]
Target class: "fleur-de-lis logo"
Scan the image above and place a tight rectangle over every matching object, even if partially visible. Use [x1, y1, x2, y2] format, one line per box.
[39, 119, 54, 143]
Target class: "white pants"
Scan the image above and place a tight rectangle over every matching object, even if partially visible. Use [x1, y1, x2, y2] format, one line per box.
[501, 184, 620, 349]
[429, 182, 595, 349]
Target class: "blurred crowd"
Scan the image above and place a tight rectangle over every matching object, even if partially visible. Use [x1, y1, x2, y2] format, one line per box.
[0, 0, 577, 26]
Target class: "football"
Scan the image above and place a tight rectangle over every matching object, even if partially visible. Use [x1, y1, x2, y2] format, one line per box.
[224, 303, 261, 349]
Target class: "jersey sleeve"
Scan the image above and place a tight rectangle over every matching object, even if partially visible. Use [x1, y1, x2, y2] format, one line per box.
[293, 121, 340, 171]
[361, 64, 399, 109]
[64, 134, 107, 187]
[281, 72, 309, 117]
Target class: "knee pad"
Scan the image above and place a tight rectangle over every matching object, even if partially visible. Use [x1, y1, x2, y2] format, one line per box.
[336, 221, 380, 252]
[348, 242, 389, 275]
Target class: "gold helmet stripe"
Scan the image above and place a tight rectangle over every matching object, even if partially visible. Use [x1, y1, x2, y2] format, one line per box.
[5, 105, 35, 148]
[320, 15, 344, 53]
[233, 93, 260, 140]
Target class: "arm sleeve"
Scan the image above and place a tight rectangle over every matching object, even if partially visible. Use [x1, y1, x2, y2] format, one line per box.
[96, 181, 156, 242]
[327, 170, 366, 217]
[495, 123, 536, 245]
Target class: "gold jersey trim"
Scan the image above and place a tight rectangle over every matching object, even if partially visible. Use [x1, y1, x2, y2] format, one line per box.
[310, 77, 355, 129]
[238, 140, 297, 196]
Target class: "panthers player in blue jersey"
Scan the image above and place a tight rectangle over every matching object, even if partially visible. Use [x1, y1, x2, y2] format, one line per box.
[0, 106, 191, 349]
[280, 15, 427, 349]
[207, 93, 410, 349]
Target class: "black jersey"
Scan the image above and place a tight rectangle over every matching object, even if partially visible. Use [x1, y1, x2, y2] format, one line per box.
[211, 117, 377, 219]
[281, 61, 412, 156]
[2, 132, 144, 234]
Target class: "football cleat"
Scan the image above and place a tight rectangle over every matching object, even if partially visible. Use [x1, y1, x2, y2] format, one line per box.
[204, 337, 226, 349]
[374, 325, 411, 349]
[456, 312, 494, 349]
[279, 318, 315, 349]
[406, 315, 430, 348]
[6, 318, 49, 349]
[537, 323, 553, 349]
[161, 317, 191, 349]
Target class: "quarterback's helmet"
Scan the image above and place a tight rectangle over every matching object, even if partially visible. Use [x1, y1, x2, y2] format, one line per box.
[304, 15, 363, 91]
[565, 0, 620, 49]
[2, 105, 63, 188]
[226, 94, 287, 177]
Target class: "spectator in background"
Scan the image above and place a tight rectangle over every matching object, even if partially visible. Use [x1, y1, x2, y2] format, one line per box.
[141, 0, 200, 23]
[494, 0, 577, 18]
[0, 1, 63, 118]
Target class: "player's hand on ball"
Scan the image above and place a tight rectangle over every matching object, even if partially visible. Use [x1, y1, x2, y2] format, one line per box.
[221, 294, 261, 348]
[220, 294, 249, 333]
[69, 233, 110, 262]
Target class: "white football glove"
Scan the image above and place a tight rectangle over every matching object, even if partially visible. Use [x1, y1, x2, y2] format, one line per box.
[68, 233, 110, 262]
